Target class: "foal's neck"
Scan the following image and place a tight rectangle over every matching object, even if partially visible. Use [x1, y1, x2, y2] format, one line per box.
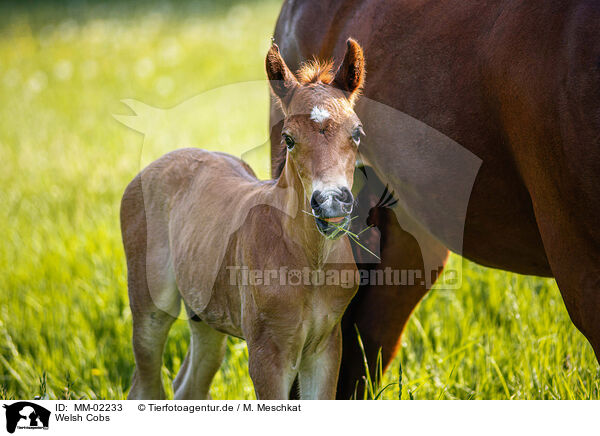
[270, 158, 337, 269]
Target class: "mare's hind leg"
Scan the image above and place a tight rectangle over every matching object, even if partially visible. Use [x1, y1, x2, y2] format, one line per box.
[338, 223, 447, 399]
[173, 319, 227, 400]
[532, 206, 600, 362]
[337, 169, 448, 399]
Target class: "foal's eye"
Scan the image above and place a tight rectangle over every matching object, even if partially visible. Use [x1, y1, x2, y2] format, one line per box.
[352, 126, 364, 146]
[283, 133, 295, 150]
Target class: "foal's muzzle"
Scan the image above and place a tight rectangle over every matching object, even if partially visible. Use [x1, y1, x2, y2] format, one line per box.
[310, 187, 354, 239]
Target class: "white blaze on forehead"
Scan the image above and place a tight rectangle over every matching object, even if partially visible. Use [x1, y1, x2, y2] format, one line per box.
[310, 106, 330, 123]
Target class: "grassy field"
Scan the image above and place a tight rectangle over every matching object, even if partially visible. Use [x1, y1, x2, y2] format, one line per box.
[1, 0, 598, 400]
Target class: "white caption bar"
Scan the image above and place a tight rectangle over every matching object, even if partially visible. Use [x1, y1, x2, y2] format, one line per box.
[0, 400, 596, 435]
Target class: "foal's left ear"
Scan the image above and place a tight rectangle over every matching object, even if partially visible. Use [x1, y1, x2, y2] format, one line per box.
[333, 38, 366, 104]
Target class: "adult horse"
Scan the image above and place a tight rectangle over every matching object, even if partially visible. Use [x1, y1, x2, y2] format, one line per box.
[269, 0, 600, 398]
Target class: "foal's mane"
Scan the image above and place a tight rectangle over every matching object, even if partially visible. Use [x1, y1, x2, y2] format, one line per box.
[272, 58, 336, 178]
[296, 58, 336, 85]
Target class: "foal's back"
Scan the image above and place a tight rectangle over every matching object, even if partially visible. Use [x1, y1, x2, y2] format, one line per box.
[121, 148, 263, 319]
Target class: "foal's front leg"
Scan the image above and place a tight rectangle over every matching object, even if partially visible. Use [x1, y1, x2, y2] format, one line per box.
[246, 335, 299, 400]
[298, 326, 342, 400]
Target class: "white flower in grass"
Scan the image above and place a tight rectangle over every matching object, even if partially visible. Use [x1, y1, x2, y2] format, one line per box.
[27, 71, 47, 93]
[54, 60, 73, 81]
[135, 58, 155, 79]
[159, 37, 182, 67]
[57, 19, 78, 42]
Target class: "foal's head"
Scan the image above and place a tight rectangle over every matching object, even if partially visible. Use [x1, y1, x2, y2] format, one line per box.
[266, 39, 366, 238]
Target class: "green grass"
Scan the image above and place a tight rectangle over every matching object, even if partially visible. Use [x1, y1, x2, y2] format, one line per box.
[0, 0, 598, 400]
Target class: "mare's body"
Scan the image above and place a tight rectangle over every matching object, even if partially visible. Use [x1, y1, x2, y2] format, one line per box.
[270, 0, 600, 398]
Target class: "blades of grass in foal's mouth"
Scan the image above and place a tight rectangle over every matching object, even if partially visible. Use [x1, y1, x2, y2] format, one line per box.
[356, 224, 374, 236]
[346, 233, 380, 260]
[301, 210, 381, 259]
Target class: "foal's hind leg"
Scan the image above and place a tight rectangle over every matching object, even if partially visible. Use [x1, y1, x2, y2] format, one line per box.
[173, 319, 227, 400]
[122, 174, 181, 399]
[129, 309, 177, 399]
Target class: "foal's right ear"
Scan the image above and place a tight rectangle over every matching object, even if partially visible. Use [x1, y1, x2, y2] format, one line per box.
[266, 43, 298, 104]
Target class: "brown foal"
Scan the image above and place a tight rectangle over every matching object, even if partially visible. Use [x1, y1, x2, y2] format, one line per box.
[121, 39, 366, 399]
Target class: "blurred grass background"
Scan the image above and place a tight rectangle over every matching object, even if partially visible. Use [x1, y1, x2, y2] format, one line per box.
[0, 0, 598, 400]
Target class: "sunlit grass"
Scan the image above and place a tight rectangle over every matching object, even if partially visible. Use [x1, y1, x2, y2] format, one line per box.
[0, 0, 275, 400]
[382, 256, 600, 399]
[0, 0, 598, 400]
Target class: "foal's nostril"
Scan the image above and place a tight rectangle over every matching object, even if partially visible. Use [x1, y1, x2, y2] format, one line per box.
[311, 190, 322, 212]
[335, 187, 354, 205]
[311, 187, 353, 217]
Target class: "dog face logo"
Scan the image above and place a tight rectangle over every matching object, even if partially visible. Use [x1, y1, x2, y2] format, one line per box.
[2, 402, 50, 433]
